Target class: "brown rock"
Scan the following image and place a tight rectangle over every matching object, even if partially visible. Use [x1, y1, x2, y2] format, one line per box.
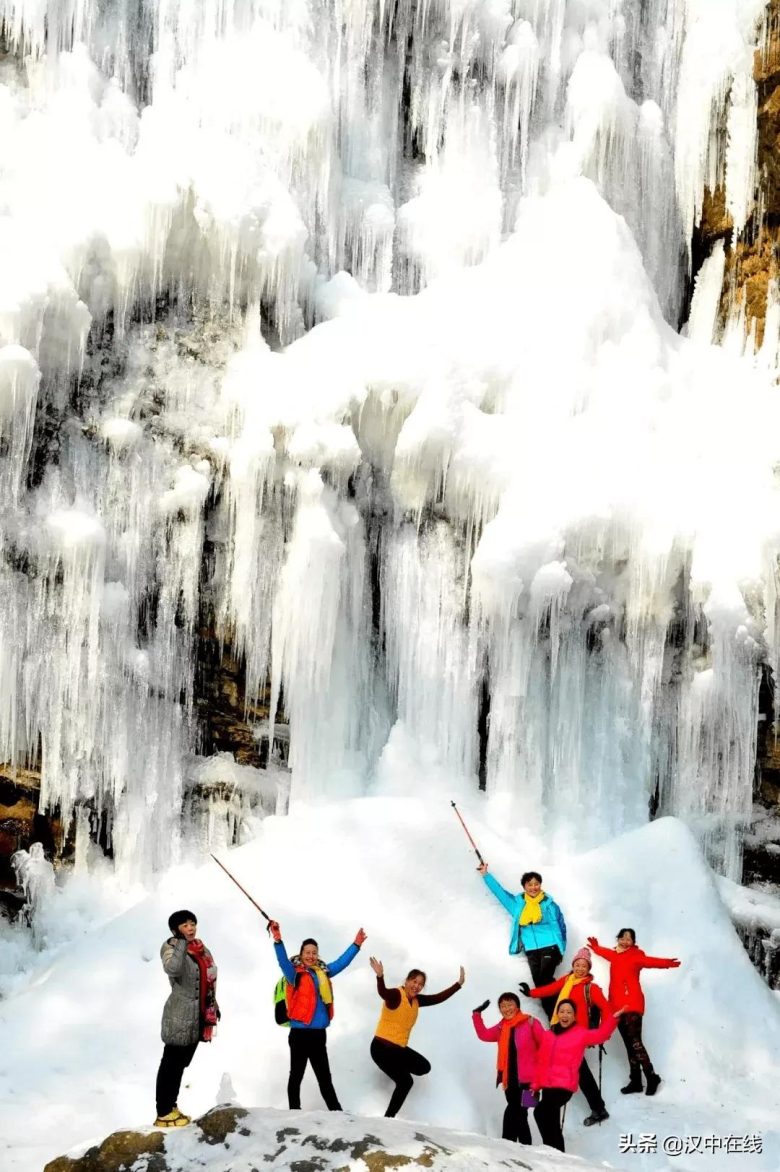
[195, 1104, 250, 1145]
[195, 627, 271, 769]
[699, 186, 733, 242]
[757, 84, 780, 214]
[43, 1130, 166, 1172]
[692, 1, 780, 352]
[720, 228, 780, 347]
[755, 1, 780, 83]
[0, 765, 47, 888]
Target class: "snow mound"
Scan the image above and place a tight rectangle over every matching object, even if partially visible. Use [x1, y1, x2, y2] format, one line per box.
[44, 1105, 596, 1172]
[2, 800, 779, 1172]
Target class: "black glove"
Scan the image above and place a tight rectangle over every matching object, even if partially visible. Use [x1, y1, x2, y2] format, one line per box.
[473, 999, 490, 1013]
[518, 981, 531, 996]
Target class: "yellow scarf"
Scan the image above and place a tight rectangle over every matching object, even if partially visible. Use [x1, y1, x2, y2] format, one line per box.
[314, 967, 333, 1005]
[518, 890, 545, 926]
[551, 973, 585, 1025]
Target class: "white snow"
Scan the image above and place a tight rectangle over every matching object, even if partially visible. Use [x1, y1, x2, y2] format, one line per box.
[60, 1108, 610, 1171]
[1, 804, 778, 1172]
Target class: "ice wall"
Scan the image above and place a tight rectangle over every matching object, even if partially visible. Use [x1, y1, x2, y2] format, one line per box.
[0, 0, 778, 879]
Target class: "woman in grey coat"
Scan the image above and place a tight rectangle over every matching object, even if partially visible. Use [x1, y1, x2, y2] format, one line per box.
[155, 909, 219, 1127]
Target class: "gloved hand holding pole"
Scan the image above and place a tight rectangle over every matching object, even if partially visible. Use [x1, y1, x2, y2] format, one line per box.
[450, 800, 485, 866]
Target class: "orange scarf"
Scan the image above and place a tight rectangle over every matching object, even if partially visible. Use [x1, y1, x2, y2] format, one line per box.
[497, 1011, 530, 1089]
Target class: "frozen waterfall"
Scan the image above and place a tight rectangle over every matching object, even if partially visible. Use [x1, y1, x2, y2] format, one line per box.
[0, 0, 778, 880]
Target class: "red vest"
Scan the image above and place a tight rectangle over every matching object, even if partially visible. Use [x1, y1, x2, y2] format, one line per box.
[286, 964, 334, 1025]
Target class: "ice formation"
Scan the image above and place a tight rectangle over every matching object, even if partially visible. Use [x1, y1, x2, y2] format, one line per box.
[1, 0, 779, 878]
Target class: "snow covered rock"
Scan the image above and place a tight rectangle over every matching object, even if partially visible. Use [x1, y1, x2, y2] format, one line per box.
[43, 1107, 597, 1172]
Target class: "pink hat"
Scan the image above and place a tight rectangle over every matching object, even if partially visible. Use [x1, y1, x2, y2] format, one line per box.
[573, 947, 592, 969]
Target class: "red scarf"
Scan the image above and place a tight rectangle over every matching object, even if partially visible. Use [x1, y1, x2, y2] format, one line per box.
[187, 939, 219, 1042]
[497, 1011, 530, 1089]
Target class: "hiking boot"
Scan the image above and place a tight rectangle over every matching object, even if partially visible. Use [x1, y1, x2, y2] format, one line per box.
[154, 1110, 191, 1128]
[645, 1072, 662, 1096]
[621, 1075, 643, 1094]
[583, 1109, 609, 1126]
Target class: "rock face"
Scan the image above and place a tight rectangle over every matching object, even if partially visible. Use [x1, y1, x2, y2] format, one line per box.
[690, 2, 780, 879]
[194, 629, 271, 770]
[0, 763, 61, 891]
[694, 0, 780, 348]
[42, 1107, 563, 1172]
[44, 1129, 167, 1172]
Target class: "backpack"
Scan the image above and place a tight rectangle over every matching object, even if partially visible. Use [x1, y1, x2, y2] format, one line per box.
[273, 977, 290, 1026]
[583, 982, 601, 1029]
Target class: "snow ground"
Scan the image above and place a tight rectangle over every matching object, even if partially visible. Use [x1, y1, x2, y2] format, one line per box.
[57, 1107, 611, 1172]
[1, 798, 779, 1172]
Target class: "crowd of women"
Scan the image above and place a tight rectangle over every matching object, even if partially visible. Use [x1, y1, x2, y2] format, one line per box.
[153, 861, 680, 1154]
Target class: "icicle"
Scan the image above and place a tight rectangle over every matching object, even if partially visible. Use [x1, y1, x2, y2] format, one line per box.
[11, 843, 56, 947]
[685, 240, 727, 344]
[0, 345, 40, 505]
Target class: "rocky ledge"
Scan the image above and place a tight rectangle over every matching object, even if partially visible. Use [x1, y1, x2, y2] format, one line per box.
[42, 1105, 590, 1172]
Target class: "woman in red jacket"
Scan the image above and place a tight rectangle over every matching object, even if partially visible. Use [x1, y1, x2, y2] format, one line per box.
[519, 946, 611, 1127]
[472, 992, 545, 1144]
[587, 928, 680, 1096]
[531, 1000, 626, 1152]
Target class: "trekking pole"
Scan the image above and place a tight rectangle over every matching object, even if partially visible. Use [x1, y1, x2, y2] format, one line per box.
[210, 854, 273, 929]
[598, 1044, 604, 1095]
[450, 801, 485, 865]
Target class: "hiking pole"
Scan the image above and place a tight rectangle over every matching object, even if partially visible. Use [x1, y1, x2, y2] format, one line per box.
[210, 854, 273, 930]
[450, 801, 485, 866]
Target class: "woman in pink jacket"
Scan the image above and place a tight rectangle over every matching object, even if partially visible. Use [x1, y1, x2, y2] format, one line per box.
[531, 999, 626, 1151]
[472, 992, 546, 1144]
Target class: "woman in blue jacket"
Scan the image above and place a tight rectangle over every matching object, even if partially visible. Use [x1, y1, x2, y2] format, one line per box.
[269, 919, 366, 1110]
[478, 864, 566, 1018]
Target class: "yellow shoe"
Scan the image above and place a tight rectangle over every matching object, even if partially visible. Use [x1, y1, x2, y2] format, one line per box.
[154, 1110, 191, 1127]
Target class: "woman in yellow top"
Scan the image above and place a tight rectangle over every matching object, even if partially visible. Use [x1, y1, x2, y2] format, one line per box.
[369, 956, 465, 1117]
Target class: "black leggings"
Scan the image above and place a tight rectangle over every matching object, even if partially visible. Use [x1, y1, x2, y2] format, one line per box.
[526, 946, 562, 1019]
[287, 1029, 341, 1110]
[534, 1087, 572, 1152]
[618, 1012, 653, 1074]
[578, 1054, 606, 1113]
[370, 1037, 431, 1117]
[155, 1042, 198, 1116]
[503, 1082, 532, 1144]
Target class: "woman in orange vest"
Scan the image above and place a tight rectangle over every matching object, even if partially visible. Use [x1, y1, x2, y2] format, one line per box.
[369, 955, 464, 1117]
[270, 919, 366, 1110]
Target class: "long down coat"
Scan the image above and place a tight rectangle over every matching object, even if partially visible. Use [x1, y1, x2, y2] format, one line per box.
[531, 1015, 618, 1093]
[160, 937, 205, 1046]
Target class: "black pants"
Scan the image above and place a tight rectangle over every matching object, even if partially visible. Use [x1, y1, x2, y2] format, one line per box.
[534, 1087, 572, 1152]
[578, 1055, 606, 1113]
[287, 1029, 341, 1110]
[526, 946, 562, 1019]
[503, 1082, 532, 1144]
[370, 1037, 431, 1117]
[618, 1012, 653, 1075]
[155, 1042, 198, 1116]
